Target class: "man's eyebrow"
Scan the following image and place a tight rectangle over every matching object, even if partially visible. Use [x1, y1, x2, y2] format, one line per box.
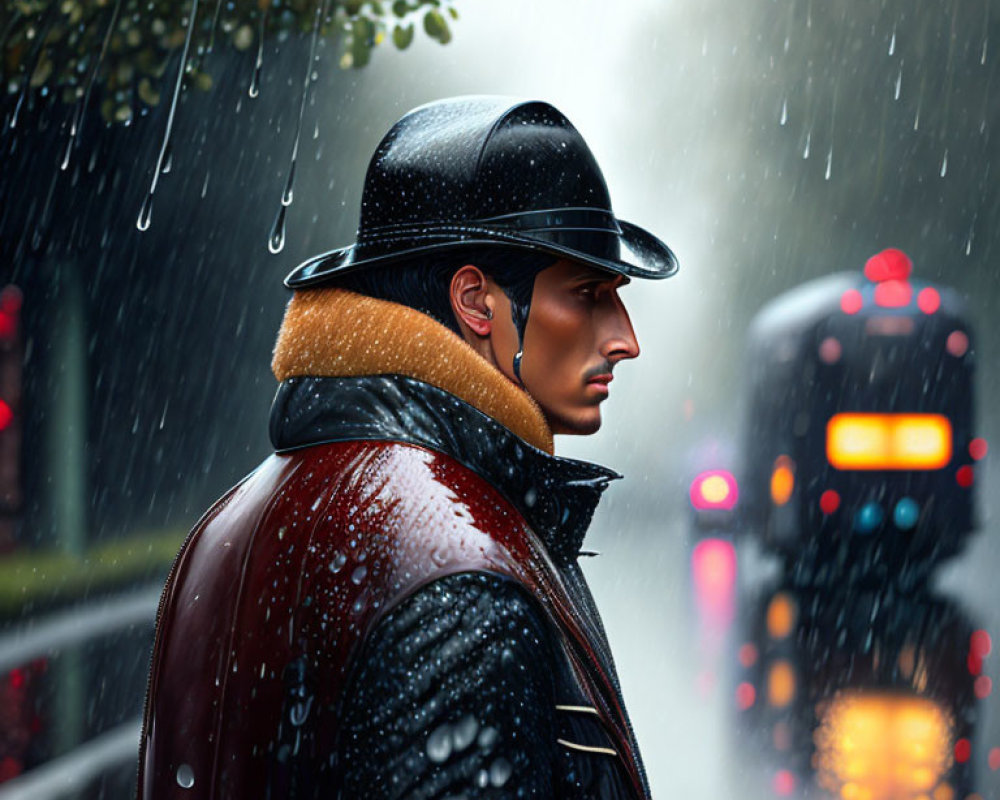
[568, 267, 624, 283]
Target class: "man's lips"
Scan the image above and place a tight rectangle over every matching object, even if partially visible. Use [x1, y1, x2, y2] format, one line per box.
[586, 373, 613, 385]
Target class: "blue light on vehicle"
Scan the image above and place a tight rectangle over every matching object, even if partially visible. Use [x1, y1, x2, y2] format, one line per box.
[854, 502, 884, 534]
[893, 497, 920, 530]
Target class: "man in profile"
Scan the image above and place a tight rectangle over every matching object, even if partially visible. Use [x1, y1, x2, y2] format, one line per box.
[138, 96, 677, 799]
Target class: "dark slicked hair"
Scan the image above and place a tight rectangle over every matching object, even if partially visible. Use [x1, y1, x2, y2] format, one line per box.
[331, 248, 554, 340]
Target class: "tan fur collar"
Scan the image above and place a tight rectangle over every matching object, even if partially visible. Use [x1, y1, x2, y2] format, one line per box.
[271, 288, 554, 453]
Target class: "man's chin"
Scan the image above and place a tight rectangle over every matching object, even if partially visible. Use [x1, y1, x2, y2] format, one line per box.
[547, 410, 602, 436]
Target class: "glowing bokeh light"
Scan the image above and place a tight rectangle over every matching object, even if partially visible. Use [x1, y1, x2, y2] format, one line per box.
[917, 287, 941, 314]
[736, 682, 756, 711]
[946, 330, 969, 357]
[971, 630, 992, 658]
[767, 660, 796, 707]
[819, 336, 842, 364]
[827, 413, 953, 471]
[691, 538, 737, 630]
[874, 279, 912, 308]
[969, 438, 988, 461]
[770, 456, 795, 506]
[772, 769, 796, 796]
[841, 289, 864, 315]
[766, 593, 797, 639]
[864, 248, 913, 282]
[689, 469, 738, 511]
[815, 692, 953, 799]
[819, 489, 841, 515]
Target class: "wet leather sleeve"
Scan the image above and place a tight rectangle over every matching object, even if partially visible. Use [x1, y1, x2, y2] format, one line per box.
[338, 572, 559, 799]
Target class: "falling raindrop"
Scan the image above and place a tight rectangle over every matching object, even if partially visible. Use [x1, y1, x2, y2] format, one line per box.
[894, 63, 902, 100]
[889, 26, 896, 56]
[982, 39, 988, 65]
[780, 99, 788, 126]
[206, 0, 225, 53]
[802, 131, 811, 159]
[249, 8, 268, 98]
[9, 11, 58, 131]
[267, 0, 327, 251]
[824, 148, 833, 180]
[61, 0, 123, 171]
[282, 161, 296, 206]
[940, 149, 948, 177]
[268, 205, 287, 254]
[137, 193, 154, 232]
[137, 0, 201, 231]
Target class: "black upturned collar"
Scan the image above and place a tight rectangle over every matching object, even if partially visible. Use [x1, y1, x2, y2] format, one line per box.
[269, 375, 620, 563]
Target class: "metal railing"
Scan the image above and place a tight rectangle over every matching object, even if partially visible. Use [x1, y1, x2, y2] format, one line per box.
[0, 586, 161, 800]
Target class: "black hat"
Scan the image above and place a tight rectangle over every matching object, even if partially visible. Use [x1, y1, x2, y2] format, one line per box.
[285, 96, 678, 288]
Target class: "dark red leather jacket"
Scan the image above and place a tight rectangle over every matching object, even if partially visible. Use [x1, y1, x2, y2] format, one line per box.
[138, 375, 649, 798]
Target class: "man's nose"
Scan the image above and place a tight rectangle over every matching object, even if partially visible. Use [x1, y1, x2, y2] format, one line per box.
[600, 295, 640, 364]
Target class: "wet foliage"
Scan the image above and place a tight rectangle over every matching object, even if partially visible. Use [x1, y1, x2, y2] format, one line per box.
[1, 0, 458, 125]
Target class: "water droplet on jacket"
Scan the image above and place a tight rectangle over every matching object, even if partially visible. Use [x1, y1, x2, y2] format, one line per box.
[330, 552, 347, 572]
[477, 726, 499, 751]
[426, 724, 454, 763]
[176, 763, 195, 788]
[451, 714, 479, 750]
[489, 757, 512, 787]
[524, 488, 537, 507]
[351, 565, 367, 584]
[289, 696, 314, 726]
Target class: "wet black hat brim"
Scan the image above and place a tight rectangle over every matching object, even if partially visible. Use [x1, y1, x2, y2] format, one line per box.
[284, 219, 678, 288]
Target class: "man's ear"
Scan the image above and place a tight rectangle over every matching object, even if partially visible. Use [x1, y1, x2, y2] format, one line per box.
[450, 264, 494, 337]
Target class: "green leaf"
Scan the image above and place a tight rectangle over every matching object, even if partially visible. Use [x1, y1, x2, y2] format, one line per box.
[423, 8, 450, 44]
[391, 0, 408, 17]
[392, 22, 414, 49]
[352, 15, 375, 45]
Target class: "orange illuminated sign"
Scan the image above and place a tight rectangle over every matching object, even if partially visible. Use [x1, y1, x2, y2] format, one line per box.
[827, 414, 952, 470]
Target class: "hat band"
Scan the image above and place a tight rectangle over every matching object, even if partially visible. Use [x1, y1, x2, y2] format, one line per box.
[475, 207, 623, 235]
[353, 213, 619, 263]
